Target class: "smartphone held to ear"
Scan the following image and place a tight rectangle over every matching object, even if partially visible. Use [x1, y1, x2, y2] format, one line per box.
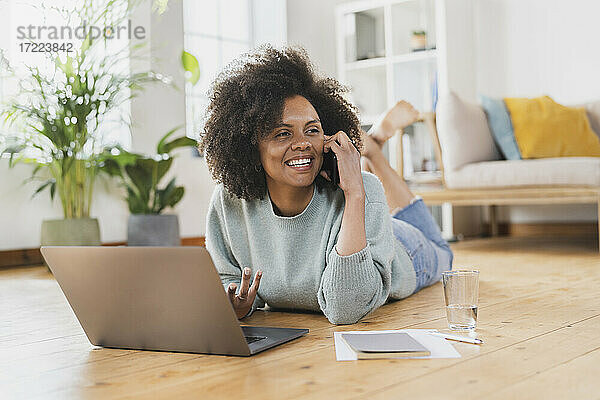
[321, 139, 340, 186]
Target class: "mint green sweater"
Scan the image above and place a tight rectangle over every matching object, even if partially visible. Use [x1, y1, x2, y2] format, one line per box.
[205, 171, 417, 325]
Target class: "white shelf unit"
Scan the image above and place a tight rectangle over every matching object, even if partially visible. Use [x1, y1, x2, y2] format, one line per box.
[335, 0, 483, 240]
[335, 0, 439, 179]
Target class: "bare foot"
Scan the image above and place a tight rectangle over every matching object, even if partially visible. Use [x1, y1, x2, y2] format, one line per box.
[370, 100, 420, 146]
[360, 132, 382, 159]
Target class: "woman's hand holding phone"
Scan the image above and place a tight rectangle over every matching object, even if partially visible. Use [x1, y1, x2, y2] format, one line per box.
[322, 131, 367, 256]
[226, 267, 262, 319]
[321, 131, 365, 198]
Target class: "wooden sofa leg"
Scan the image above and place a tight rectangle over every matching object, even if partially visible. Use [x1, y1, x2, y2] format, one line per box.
[489, 205, 499, 237]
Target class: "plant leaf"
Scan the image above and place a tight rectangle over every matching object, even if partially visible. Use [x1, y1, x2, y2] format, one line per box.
[166, 186, 184, 208]
[99, 148, 138, 177]
[55, 55, 74, 76]
[81, 33, 92, 54]
[181, 50, 200, 85]
[156, 158, 173, 183]
[4, 144, 26, 168]
[100, 158, 123, 177]
[31, 164, 42, 177]
[160, 136, 198, 154]
[152, 0, 170, 15]
[154, 177, 174, 213]
[125, 158, 155, 203]
[156, 126, 183, 154]
[157, 185, 184, 213]
[109, 149, 138, 166]
[32, 180, 54, 199]
[126, 186, 147, 214]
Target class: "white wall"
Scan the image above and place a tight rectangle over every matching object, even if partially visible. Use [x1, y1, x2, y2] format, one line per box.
[475, 0, 600, 103]
[474, 0, 600, 223]
[286, 0, 350, 77]
[253, 0, 287, 47]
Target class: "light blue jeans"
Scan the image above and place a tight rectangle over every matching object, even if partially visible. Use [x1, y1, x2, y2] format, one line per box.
[390, 198, 453, 292]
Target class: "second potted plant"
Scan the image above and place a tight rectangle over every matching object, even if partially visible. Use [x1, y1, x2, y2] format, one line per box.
[103, 127, 197, 246]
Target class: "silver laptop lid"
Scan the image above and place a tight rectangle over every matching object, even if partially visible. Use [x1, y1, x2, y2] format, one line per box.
[41, 246, 251, 356]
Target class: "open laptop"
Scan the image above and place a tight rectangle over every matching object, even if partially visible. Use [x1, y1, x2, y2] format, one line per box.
[40, 246, 308, 356]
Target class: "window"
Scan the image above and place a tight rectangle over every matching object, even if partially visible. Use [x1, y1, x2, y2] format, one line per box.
[182, 0, 286, 140]
[0, 0, 133, 154]
[183, 0, 253, 140]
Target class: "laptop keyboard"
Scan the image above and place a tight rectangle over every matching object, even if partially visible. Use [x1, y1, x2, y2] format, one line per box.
[245, 335, 267, 344]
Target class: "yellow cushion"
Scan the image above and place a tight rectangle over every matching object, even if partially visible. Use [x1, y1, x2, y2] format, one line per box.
[504, 95, 600, 158]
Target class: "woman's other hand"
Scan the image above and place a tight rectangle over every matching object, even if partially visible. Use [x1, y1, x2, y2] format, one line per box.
[226, 267, 262, 319]
[321, 130, 365, 198]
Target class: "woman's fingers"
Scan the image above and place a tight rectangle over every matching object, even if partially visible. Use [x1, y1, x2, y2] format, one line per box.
[324, 131, 348, 146]
[236, 268, 262, 304]
[324, 131, 364, 196]
[325, 131, 355, 154]
[249, 270, 262, 295]
[326, 136, 343, 155]
[323, 136, 333, 151]
[227, 283, 237, 303]
[238, 267, 251, 300]
[335, 130, 351, 147]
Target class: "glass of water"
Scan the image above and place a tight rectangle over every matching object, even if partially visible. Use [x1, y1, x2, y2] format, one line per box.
[442, 270, 479, 331]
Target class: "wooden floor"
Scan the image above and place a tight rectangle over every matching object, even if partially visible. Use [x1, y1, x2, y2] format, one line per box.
[1, 236, 599, 399]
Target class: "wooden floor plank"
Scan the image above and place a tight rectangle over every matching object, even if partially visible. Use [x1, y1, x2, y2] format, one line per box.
[485, 347, 600, 400]
[362, 315, 600, 399]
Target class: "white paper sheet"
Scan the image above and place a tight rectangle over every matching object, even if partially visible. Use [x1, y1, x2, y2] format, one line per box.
[334, 329, 462, 361]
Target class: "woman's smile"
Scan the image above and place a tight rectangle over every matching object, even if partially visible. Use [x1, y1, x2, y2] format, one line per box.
[284, 156, 315, 172]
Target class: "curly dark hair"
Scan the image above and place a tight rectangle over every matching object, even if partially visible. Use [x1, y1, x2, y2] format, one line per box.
[199, 45, 363, 200]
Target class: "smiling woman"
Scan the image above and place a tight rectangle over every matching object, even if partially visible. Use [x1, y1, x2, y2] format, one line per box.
[199, 45, 453, 324]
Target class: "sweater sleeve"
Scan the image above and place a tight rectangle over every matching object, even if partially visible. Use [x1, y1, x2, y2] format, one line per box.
[205, 186, 265, 317]
[317, 178, 395, 324]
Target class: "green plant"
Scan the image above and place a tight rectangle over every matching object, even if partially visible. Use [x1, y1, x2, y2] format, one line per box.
[0, 1, 164, 219]
[181, 50, 200, 85]
[102, 127, 197, 214]
[412, 30, 427, 36]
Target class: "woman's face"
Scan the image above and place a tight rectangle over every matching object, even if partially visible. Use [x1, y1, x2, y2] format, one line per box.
[258, 95, 325, 192]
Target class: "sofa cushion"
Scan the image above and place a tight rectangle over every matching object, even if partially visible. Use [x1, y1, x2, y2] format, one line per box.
[436, 92, 501, 172]
[504, 96, 600, 158]
[584, 100, 600, 138]
[444, 157, 600, 189]
[480, 95, 521, 160]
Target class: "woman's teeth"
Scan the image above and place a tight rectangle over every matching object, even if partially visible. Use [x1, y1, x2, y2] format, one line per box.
[286, 158, 312, 167]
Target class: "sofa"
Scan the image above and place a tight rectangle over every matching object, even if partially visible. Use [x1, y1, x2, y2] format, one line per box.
[413, 92, 600, 247]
